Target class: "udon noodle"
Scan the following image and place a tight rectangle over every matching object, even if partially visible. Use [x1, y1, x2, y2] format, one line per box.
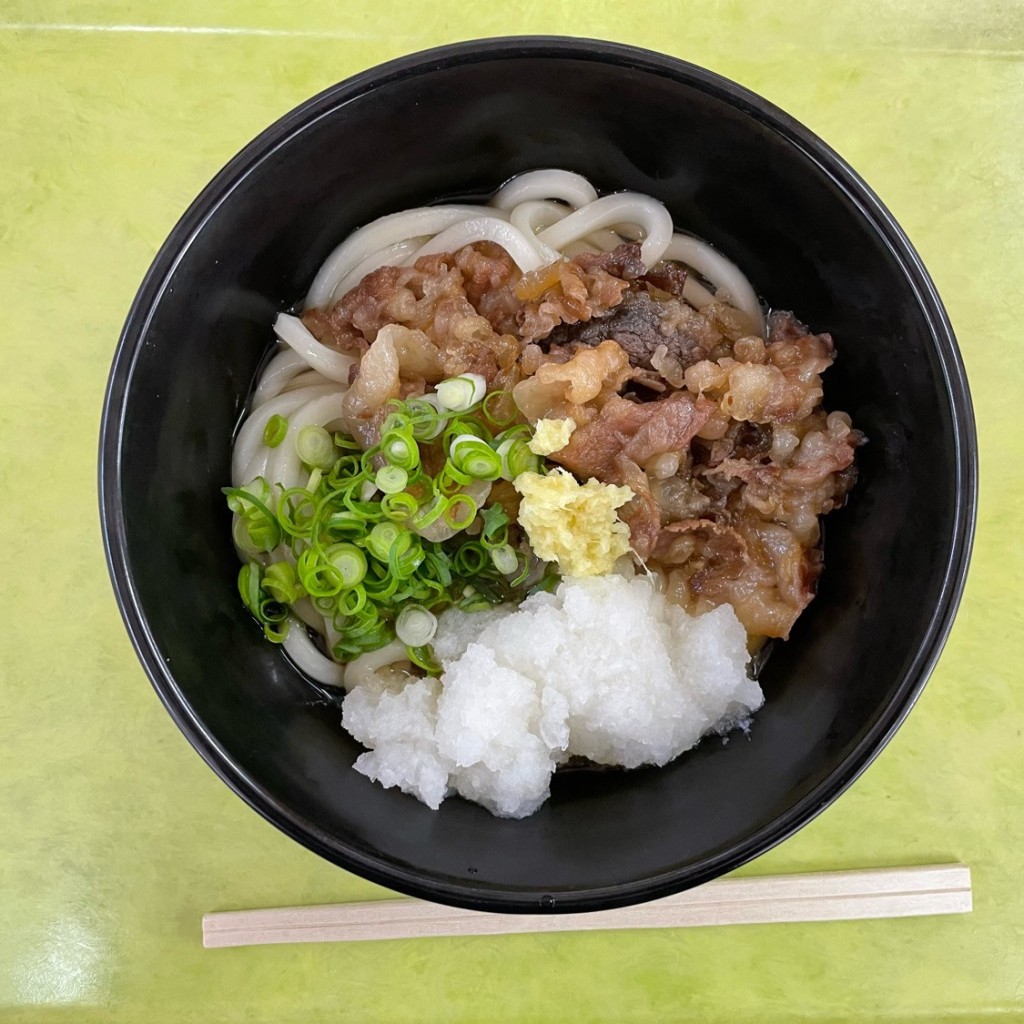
[302, 169, 761, 326]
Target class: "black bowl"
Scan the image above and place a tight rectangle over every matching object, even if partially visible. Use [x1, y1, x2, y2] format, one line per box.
[99, 38, 976, 913]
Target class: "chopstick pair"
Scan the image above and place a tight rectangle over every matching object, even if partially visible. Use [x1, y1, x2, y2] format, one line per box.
[203, 863, 971, 948]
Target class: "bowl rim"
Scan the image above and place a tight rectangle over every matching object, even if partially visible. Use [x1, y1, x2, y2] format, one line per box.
[98, 35, 978, 914]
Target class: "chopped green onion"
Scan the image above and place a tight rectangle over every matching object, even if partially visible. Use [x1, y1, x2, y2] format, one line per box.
[450, 434, 502, 481]
[443, 417, 490, 449]
[263, 561, 303, 603]
[496, 437, 542, 480]
[388, 531, 424, 579]
[453, 543, 488, 576]
[366, 521, 403, 563]
[406, 395, 448, 441]
[529, 564, 561, 595]
[509, 553, 533, 587]
[404, 468, 434, 500]
[495, 424, 534, 442]
[236, 563, 290, 642]
[245, 511, 278, 551]
[381, 491, 418, 521]
[263, 619, 290, 642]
[381, 408, 413, 432]
[479, 503, 510, 547]
[444, 494, 477, 530]
[381, 427, 420, 471]
[383, 436, 412, 464]
[223, 477, 270, 515]
[326, 509, 372, 537]
[362, 565, 402, 602]
[457, 585, 494, 612]
[232, 515, 262, 557]
[326, 542, 367, 588]
[436, 373, 487, 411]
[228, 386, 556, 665]
[238, 562, 262, 615]
[424, 549, 453, 587]
[296, 424, 336, 469]
[376, 465, 409, 494]
[261, 603, 289, 624]
[306, 468, 323, 493]
[332, 617, 393, 660]
[438, 463, 473, 493]
[332, 432, 362, 451]
[410, 495, 448, 532]
[481, 389, 516, 427]
[262, 414, 288, 447]
[405, 644, 441, 675]
[222, 481, 281, 552]
[341, 485, 384, 522]
[276, 487, 317, 539]
[297, 547, 344, 597]
[359, 444, 382, 473]
[327, 454, 364, 488]
[395, 604, 438, 647]
[489, 544, 519, 576]
[463, 575, 508, 606]
[337, 584, 367, 616]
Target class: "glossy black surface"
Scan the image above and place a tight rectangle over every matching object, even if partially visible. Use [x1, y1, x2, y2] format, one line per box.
[99, 38, 976, 912]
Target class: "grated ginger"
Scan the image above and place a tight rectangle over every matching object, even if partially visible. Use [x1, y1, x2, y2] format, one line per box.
[528, 417, 576, 457]
[514, 469, 633, 577]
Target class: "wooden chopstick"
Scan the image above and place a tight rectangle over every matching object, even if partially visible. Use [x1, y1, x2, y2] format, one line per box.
[203, 863, 971, 948]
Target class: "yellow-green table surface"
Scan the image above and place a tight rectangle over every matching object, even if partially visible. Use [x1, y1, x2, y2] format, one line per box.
[1, 2, 1021, 1021]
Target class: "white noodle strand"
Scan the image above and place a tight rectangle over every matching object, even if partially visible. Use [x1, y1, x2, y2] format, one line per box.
[508, 199, 570, 233]
[538, 193, 674, 268]
[252, 348, 309, 408]
[344, 639, 410, 690]
[562, 239, 603, 257]
[508, 200, 569, 263]
[329, 236, 428, 304]
[230, 384, 337, 487]
[322, 617, 344, 658]
[242, 449, 271, 484]
[489, 169, 598, 211]
[268, 390, 347, 492]
[274, 313, 355, 383]
[283, 619, 346, 687]
[304, 205, 501, 310]
[282, 368, 333, 393]
[585, 227, 630, 251]
[404, 216, 547, 273]
[290, 597, 326, 632]
[663, 234, 763, 330]
[682, 276, 718, 310]
[598, 227, 737, 311]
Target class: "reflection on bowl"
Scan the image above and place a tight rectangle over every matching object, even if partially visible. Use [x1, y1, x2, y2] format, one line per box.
[99, 37, 976, 913]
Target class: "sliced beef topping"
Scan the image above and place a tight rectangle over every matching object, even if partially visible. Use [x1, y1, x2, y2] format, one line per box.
[571, 242, 647, 281]
[551, 392, 714, 482]
[546, 290, 723, 376]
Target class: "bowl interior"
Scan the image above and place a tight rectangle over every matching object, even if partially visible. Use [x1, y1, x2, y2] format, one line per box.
[104, 42, 972, 911]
